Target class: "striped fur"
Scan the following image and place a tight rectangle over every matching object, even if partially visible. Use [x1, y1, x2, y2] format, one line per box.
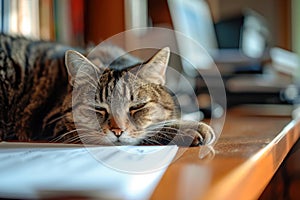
[0, 34, 70, 141]
[0, 34, 215, 146]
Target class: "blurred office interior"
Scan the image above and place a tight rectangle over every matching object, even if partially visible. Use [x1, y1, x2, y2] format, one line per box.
[1, 0, 299, 118]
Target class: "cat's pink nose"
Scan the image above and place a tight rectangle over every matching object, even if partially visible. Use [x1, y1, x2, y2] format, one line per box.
[111, 129, 123, 138]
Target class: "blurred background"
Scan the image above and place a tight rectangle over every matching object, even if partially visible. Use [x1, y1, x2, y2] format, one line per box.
[1, 0, 300, 119]
[1, 0, 293, 51]
[1, 0, 294, 51]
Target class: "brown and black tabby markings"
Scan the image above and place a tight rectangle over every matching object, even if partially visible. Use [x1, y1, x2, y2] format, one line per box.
[0, 34, 215, 146]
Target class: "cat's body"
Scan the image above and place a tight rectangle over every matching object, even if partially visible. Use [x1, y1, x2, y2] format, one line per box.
[0, 34, 70, 141]
[0, 34, 215, 146]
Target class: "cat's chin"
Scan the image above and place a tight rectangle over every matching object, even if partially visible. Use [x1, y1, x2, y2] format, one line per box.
[112, 141, 128, 146]
[109, 138, 141, 146]
[104, 132, 141, 146]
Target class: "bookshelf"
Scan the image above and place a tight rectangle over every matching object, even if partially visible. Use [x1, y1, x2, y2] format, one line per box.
[0, 0, 86, 46]
[0, 0, 292, 51]
[0, 0, 126, 47]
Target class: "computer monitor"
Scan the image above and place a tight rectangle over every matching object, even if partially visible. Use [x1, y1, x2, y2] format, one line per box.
[167, 0, 268, 74]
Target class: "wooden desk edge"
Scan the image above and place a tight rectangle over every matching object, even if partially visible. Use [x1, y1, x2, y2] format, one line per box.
[202, 119, 300, 200]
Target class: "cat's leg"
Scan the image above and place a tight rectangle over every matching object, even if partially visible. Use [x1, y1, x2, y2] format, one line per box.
[142, 120, 215, 146]
[47, 115, 78, 143]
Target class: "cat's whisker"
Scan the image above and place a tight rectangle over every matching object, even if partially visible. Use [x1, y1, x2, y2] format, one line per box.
[50, 128, 89, 143]
[80, 135, 104, 145]
[45, 114, 68, 126]
[143, 130, 180, 137]
[147, 120, 177, 126]
[77, 130, 108, 144]
[51, 134, 75, 143]
[147, 125, 193, 132]
[64, 135, 81, 143]
[144, 129, 196, 145]
[60, 131, 96, 143]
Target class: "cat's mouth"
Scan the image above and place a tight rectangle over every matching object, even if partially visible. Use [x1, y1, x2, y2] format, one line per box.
[109, 134, 141, 146]
[111, 139, 132, 146]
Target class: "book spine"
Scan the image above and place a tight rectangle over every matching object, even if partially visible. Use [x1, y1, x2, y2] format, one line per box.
[70, 0, 84, 46]
[0, 0, 3, 32]
[54, 0, 71, 45]
[16, 0, 39, 38]
[39, 0, 55, 41]
[2, 0, 9, 33]
[9, 0, 18, 34]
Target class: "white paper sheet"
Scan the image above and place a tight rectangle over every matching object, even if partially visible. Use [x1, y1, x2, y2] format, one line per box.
[0, 143, 178, 199]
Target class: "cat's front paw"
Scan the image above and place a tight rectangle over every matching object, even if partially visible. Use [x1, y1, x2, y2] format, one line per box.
[169, 121, 215, 147]
[141, 120, 215, 147]
[188, 122, 215, 146]
[184, 129, 204, 146]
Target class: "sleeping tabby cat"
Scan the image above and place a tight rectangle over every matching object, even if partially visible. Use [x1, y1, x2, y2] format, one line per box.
[0, 34, 215, 146]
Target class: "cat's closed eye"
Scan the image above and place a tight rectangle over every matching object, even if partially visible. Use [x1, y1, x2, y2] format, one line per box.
[94, 106, 108, 118]
[129, 102, 148, 115]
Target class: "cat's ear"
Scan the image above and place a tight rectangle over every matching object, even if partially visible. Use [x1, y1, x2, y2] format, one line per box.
[137, 47, 170, 85]
[65, 50, 100, 85]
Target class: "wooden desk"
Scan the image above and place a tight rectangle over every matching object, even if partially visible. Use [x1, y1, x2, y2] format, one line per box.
[1, 106, 298, 199]
[151, 106, 300, 200]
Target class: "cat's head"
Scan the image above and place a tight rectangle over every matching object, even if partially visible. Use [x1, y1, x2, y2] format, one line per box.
[64, 47, 177, 145]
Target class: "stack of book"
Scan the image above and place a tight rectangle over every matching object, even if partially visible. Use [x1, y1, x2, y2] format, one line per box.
[0, 0, 85, 47]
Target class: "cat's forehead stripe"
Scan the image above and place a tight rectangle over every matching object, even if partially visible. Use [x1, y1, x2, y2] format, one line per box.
[97, 69, 130, 103]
